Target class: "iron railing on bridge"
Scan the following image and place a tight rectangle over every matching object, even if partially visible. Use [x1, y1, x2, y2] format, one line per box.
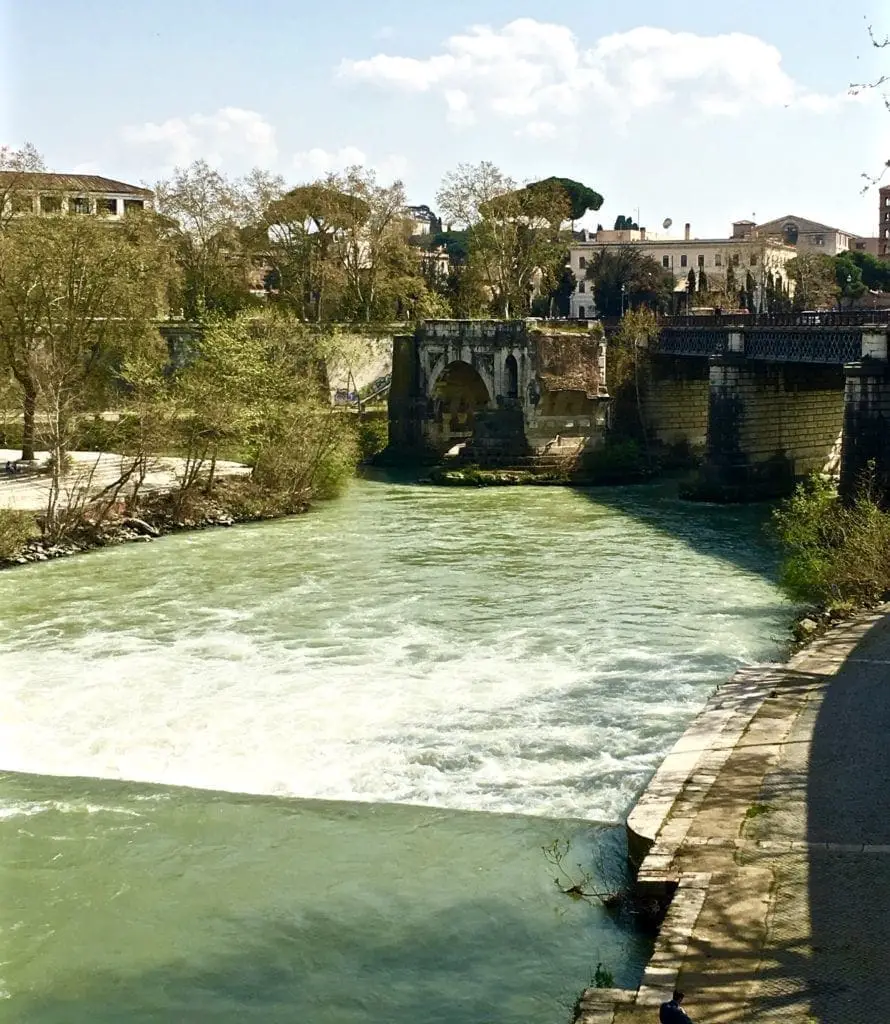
[657, 310, 890, 329]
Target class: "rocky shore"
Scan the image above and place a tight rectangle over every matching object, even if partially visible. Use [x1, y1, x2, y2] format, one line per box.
[0, 485, 306, 571]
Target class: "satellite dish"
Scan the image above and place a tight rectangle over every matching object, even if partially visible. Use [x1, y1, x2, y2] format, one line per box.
[663, 218, 673, 229]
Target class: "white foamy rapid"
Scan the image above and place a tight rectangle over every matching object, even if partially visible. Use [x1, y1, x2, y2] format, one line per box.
[0, 479, 792, 821]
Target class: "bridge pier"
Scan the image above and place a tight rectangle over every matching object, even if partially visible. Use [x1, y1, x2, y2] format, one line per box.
[840, 332, 890, 498]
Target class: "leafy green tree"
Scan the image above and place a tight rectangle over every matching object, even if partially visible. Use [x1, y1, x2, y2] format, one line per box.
[0, 142, 46, 229]
[172, 311, 355, 510]
[835, 254, 867, 308]
[585, 246, 673, 316]
[523, 177, 603, 222]
[0, 212, 175, 463]
[786, 252, 837, 310]
[436, 161, 571, 317]
[154, 160, 283, 319]
[848, 249, 890, 292]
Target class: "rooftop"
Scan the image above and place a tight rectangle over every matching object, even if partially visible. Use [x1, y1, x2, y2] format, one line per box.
[0, 172, 153, 196]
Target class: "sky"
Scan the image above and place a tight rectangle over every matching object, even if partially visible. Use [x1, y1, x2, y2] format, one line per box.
[2, 0, 889, 238]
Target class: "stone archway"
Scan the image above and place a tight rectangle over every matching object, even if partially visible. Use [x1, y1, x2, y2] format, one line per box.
[430, 360, 492, 450]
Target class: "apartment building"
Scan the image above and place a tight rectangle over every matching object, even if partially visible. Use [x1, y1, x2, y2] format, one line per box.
[568, 222, 797, 318]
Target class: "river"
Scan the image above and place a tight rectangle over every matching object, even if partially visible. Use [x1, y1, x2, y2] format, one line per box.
[0, 476, 793, 1022]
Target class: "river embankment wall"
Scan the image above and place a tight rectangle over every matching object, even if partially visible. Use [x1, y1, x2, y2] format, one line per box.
[576, 610, 884, 1022]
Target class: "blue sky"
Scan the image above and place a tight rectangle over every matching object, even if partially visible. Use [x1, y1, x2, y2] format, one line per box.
[3, 0, 888, 237]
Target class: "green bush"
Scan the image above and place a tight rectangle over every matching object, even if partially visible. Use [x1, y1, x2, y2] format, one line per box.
[0, 509, 37, 560]
[355, 414, 388, 462]
[580, 438, 651, 482]
[772, 473, 890, 608]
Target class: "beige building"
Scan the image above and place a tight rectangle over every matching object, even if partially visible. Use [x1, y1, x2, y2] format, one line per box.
[0, 172, 153, 220]
[750, 214, 857, 256]
[568, 222, 797, 318]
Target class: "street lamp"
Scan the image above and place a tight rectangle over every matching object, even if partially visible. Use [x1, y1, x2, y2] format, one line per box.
[620, 282, 627, 316]
[845, 273, 852, 311]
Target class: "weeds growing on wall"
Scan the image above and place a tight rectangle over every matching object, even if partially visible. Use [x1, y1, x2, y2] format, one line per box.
[772, 470, 890, 609]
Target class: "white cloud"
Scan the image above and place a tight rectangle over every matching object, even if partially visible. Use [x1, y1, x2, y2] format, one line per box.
[519, 120, 558, 140]
[338, 20, 849, 130]
[122, 107, 278, 169]
[292, 146, 409, 183]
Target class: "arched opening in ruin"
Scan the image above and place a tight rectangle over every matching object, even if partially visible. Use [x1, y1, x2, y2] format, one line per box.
[504, 354, 519, 401]
[431, 360, 492, 452]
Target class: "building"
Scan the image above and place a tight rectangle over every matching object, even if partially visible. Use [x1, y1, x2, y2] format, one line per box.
[404, 204, 441, 237]
[568, 222, 797, 318]
[0, 172, 153, 220]
[852, 237, 882, 257]
[880, 185, 890, 258]
[752, 214, 857, 256]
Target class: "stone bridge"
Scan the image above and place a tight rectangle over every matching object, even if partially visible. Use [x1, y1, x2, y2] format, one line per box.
[639, 311, 890, 498]
[386, 320, 609, 464]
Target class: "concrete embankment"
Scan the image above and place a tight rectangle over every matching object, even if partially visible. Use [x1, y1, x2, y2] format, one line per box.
[576, 608, 890, 1023]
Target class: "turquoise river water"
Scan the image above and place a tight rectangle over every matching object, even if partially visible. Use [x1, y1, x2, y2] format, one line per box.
[0, 477, 794, 1023]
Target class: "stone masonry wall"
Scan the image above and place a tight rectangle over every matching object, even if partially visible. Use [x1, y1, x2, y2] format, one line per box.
[645, 377, 710, 449]
[734, 365, 845, 476]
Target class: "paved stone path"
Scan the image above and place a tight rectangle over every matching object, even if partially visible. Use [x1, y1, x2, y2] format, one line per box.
[578, 609, 890, 1024]
[0, 449, 250, 511]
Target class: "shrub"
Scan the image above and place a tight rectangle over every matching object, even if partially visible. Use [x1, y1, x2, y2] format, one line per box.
[772, 472, 890, 608]
[0, 509, 38, 560]
[355, 414, 388, 462]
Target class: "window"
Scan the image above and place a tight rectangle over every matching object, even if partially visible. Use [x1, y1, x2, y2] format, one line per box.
[885, 197, 890, 206]
[40, 194, 62, 214]
[814, 233, 825, 246]
[680, 254, 688, 267]
[750, 253, 758, 265]
[578, 305, 585, 319]
[578, 280, 586, 294]
[715, 253, 723, 267]
[97, 197, 118, 216]
[697, 254, 705, 268]
[578, 255, 587, 269]
[69, 196, 91, 215]
[662, 255, 669, 268]
[123, 199, 145, 213]
[732, 253, 740, 267]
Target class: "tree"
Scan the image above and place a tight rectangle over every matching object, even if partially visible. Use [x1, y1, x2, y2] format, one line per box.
[172, 310, 355, 511]
[848, 249, 890, 292]
[0, 142, 46, 230]
[326, 167, 424, 321]
[154, 160, 284, 319]
[586, 246, 673, 316]
[0, 213, 174, 469]
[835, 254, 867, 309]
[523, 177, 603, 222]
[436, 161, 571, 317]
[613, 214, 639, 231]
[259, 180, 353, 321]
[851, 23, 889, 188]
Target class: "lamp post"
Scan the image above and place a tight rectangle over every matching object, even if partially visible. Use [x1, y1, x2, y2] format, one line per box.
[845, 273, 852, 311]
[621, 282, 627, 317]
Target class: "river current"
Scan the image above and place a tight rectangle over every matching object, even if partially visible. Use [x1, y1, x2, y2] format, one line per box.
[0, 477, 793, 1022]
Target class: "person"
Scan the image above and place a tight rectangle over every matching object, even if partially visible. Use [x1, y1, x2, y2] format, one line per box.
[4, 460, 15, 476]
[660, 990, 694, 1023]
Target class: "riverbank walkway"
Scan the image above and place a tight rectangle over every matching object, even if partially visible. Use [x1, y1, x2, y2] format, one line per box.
[0, 449, 250, 511]
[579, 608, 890, 1024]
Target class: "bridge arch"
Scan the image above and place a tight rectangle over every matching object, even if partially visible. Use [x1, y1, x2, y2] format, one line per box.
[428, 359, 493, 451]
